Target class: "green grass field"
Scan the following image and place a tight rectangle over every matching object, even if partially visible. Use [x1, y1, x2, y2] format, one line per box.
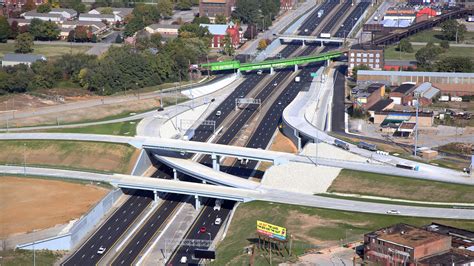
[42, 120, 140, 136]
[406, 30, 474, 44]
[384, 45, 474, 61]
[212, 201, 474, 265]
[0, 43, 90, 61]
[327, 170, 474, 203]
[0, 249, 63, 266]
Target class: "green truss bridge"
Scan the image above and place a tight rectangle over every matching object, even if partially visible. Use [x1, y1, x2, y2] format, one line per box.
[200, 50, 345, 74]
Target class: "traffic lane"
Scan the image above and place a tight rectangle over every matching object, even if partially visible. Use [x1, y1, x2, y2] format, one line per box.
[168, 201, 235, 265]
[62, 190, 153, 266]
[112, 194, 185, 266]
[334, 2, 370, 37]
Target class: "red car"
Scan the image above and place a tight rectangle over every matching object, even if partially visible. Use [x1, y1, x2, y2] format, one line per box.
[199, 226, 207, 233]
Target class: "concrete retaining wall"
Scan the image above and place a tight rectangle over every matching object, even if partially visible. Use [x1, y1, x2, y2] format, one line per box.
[17, 234, 71, 251]
[131, 149, 153, 176]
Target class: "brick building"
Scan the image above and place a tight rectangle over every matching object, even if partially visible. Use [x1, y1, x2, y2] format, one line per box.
[364, 223, 452, 264]
[353, 83, 386, 110]
[374, 111, 434, 127]
[199, 0, 235, 23]
[348, 44, 384, 74]
[200, 22, 241, 48]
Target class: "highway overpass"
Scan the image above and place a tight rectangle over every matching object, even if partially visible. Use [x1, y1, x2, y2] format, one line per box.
[1, 166, 473, 219]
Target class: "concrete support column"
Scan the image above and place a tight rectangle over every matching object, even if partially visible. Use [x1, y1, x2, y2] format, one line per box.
[320, 41, 324, 48]
[173, 168, 177, 180]
[211, 153, 220, 171]
[294, 64, 298, 72]
[202, 180, 207, 184]
[153, 190, 159, 203]
[194, 195, 201, 210]
[270, 67, 275, 76]
[302, 40, 306, 47]
[237, 69, 241, 76]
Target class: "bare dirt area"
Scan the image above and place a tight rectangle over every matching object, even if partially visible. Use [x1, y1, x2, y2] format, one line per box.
[3, 96, 166, 128]
[255, 130, 297, 175]
[0, 140, 137, 174]
[0, 176, 109, 238]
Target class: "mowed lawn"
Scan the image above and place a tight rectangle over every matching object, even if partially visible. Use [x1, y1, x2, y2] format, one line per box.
[0, 43, 90, 60]
[328, 170, 474, 203]
[406, 29, 474, 44]
[212, 201, 474, 265]
[384, 44, 474, 61]
[0, 140, 139, 173]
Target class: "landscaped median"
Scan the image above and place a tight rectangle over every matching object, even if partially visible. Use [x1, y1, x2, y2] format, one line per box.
[211, 201, 474, 265]
[0, 140, 139, 174]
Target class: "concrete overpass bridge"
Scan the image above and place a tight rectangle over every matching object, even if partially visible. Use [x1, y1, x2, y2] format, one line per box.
[1, 165, 473, 219]
[277, 34, 352, 45]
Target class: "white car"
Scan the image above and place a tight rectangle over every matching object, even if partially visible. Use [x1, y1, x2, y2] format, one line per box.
[215, 217, 222, 225]
[386, 209, 400, 215]
[273, 82, 278, 86]
[180, 256, 187, 264]
[97, 246, 106, 255]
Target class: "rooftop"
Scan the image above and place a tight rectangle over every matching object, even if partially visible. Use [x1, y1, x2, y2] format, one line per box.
[414, 82, 440, 99]
[22, 11, 63, 18]
[200, 23, 228, 35]
[50, 8, 77, 15]
[62, 20, 107, 28]
[367, 83, 384, 93]
[392, 83, 416, 94]
[80, 13, 115, 19]
[147, 23, 180, 30]
[358, 70, 474, 78]
[424, 223, 474, 248]
[350, 43, 383, 51]
[2, 53, 46, 63]
[370, 223, 449, 248]
[368, 99, 393, 112]
[419, 249, 474, 264]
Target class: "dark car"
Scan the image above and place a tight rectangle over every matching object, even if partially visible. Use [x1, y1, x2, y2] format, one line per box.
[157, 107, 164, 111]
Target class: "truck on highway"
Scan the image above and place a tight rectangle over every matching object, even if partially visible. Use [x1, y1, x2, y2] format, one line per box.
[320, 33, 331, 38]
[395, 163, 419, 171]
[318, 10, 324, 18]
[294, 76, 301, 83]
[357, 141, 377, 151]
[334, 139, 350, 150]
[439, 95, 449, 102]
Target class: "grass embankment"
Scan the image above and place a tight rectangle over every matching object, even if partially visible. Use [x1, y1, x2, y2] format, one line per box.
[328, 170, 474, 203]
[213, 201, 474, 265]
[0, 43, 90, 60]
[405, 30, 474, 44]
[0, 250, 63, 266]
[42, 120, 140, 136]
[384, 45, 474, 61]
[0, 140, 138, 174]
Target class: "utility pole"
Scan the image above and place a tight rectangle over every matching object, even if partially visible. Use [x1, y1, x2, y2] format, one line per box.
[414, 92, 420, 157]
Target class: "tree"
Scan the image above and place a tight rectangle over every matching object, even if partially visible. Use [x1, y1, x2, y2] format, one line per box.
[179, 23, 210, 38]
[435, 57, 473, 73]
[10, 20, 19, 39]
[91, 34, 98, 43]
[37, 3, 52, 13]
[115, 34, 123, 43]
[257, 39, 267, 50]
[233, 0, 259, 24]
[440, 40, 450, 49]
[176, 0, 192, 10]
[149, 33, 162, 49]
[157, 0, 173, 18]
[215, 14, 227, 24]
[441, 20, 467, 43]
[74, 25, 89, 42]
[23, 0, 36, 12]
[100, 7, 113, 14]
[415, 43, 440, 69]
[221, 34, 235, 56]
[15, 32, 34, 53]
[243, 23, 257, 40]
[192, 16, 210, 24]
[351, 65, 371, 80]
[398, 38, 413, 53]
[124, 4, 161, 37]
[135, 30, 150, 50]
[0, 16, 11, 43]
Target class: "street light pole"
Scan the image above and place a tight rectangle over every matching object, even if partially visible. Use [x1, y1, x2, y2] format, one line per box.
[23, 143, 26, 176]
[414, 92, 420, 157]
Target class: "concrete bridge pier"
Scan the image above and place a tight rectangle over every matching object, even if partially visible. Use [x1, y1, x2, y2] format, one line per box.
[294, 64, 299, 72]
[320, 41, 324, 48]
[211, 153, 220, 171]
[194, 195, 201, 210]
[173, 168, 178, 180]
[270, 67, 275, 76]
[302, 40, 306, 47]
[153, 190, 159, 203]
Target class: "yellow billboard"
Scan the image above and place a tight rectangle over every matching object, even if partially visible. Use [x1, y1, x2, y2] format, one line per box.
[257, 220, 287, 240]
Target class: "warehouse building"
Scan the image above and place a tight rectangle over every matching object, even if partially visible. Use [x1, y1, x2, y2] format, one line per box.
[357, 70, 474, 96]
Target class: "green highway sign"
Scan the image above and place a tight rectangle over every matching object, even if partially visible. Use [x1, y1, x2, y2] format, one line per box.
[310, 72, 318, 77]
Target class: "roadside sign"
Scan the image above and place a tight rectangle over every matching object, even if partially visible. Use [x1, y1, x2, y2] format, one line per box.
[257, 220, 287, 241]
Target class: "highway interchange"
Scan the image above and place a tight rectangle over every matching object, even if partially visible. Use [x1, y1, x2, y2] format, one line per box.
[2, 0, 473, 265]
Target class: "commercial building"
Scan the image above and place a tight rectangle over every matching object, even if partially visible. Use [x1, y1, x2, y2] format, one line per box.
[79, 13, 115, 23]
[348, 44, 384, 73]
[353, 83, 386, 110]
[60, 21, 108, 39]
[49, 8, 78, 20]
[22, 11, 64, 22]
[374, 110, 434, 127]
[1, 53, 46, 67]
[389, 83, 416, 105]
[145, 24, 180, 37]
[199, 0, 235, 23]
[357, 70, 474, 96]
[364, 223, 452, 264]
[87, 8, 133, 23]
